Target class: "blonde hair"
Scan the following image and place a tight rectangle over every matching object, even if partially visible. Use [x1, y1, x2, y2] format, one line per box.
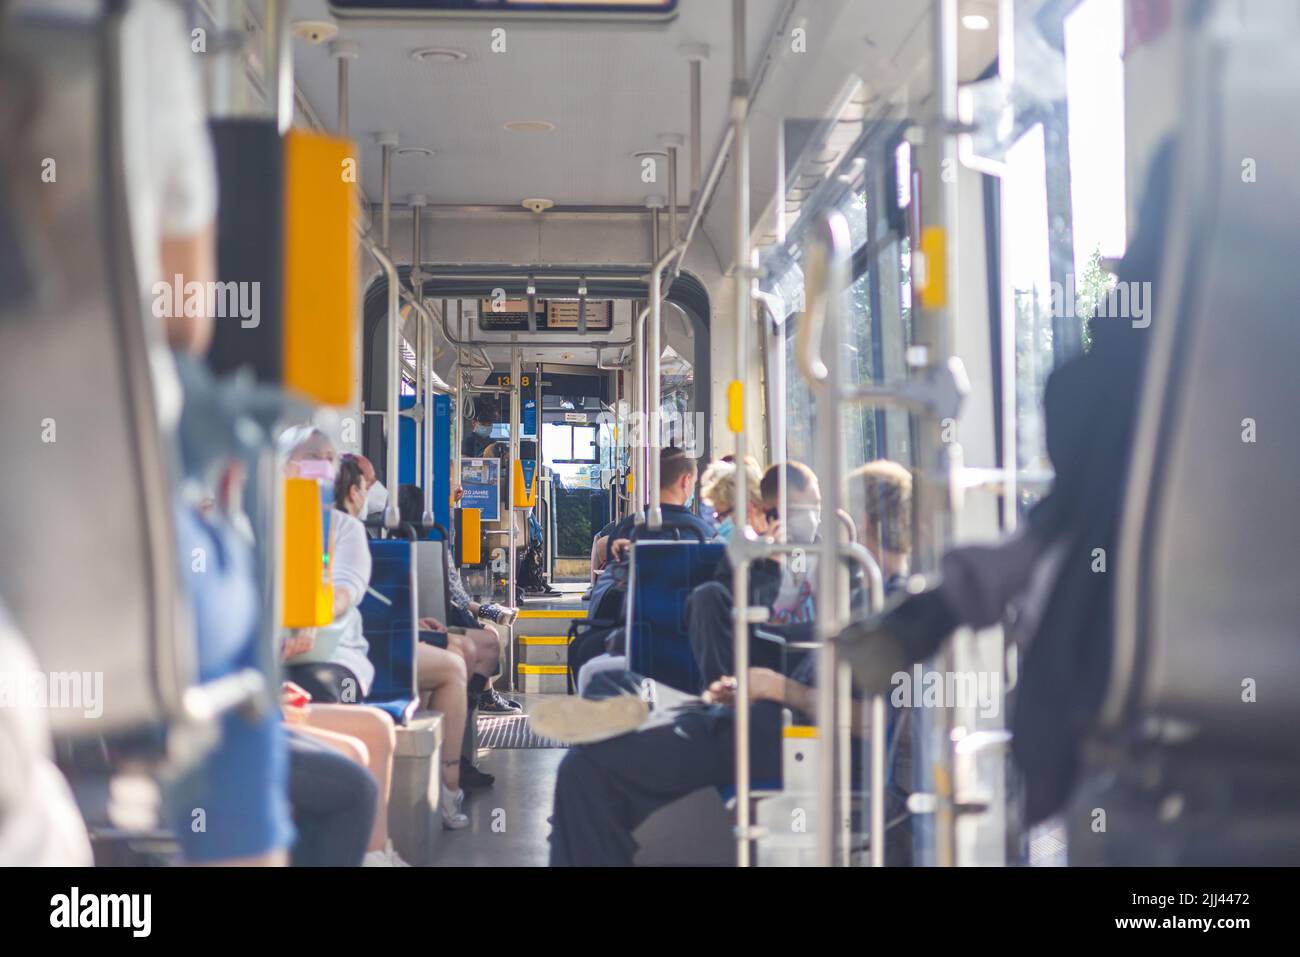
[845, 460, 912, 554]
[700, 457, 763, 515]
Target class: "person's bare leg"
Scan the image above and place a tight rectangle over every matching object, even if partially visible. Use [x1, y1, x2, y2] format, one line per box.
[302, 705, 395, 853]
[417, 644, 466, 791]
[463, 626, 500, 677]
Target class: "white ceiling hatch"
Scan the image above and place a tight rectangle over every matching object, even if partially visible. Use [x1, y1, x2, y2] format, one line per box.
[288, 0, 787, 208]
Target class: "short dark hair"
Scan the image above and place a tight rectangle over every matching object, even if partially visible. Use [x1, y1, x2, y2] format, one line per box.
[334, 454, 365, 511]
[760, 461, 816, 503]
[660, 446, 698, 491]
[398, 484, 424, 525]
[473, 396, 498, 424]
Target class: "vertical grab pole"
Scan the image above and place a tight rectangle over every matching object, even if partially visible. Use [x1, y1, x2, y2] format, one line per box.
[796, 210, 852, 867]
[508, 345, 522, 617]
[378, 135, 401, 530]
[647, 278, 663, 529]
[451, 300, 463, 495]
[931, 0, 961, 869]
[411, 202, 423, 502]
[729, 0, 754, 868]
[264, 0, 292, 135]
[632, 305, 648, 525]
[413, 200, 435, 526]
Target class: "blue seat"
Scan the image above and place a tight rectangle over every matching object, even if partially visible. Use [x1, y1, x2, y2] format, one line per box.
[359, 541, 419, 724]
[626, 541, 725, 693]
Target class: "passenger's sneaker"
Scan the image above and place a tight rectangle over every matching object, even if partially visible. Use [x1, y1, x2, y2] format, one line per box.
[440, 785, 469, 830]
[478, 689, 522, 714]
[529, 693, 649, 745]
[362, 840, 413, 867]
[459, 758, 496, 790]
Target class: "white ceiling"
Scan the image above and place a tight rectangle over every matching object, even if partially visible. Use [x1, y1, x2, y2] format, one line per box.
[287, 0, 788, 208]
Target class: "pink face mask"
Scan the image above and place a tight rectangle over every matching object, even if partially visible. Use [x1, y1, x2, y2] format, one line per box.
[295, 459, 335, 483]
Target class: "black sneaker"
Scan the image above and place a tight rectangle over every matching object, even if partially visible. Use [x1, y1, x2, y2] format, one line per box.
[459, 759, 495, 790]
[478, 689, 523, 714]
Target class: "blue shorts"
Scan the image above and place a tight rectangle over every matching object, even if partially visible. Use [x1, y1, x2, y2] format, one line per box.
[167, 712, 295, 863]
[168, 503, 294, 861]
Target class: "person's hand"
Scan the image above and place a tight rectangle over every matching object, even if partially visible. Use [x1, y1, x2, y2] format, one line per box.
[704, 676, 737, 707]
[280, 681, 312, 723]
[418, 617, 447, 633]
[610, 538, 632, 561]
[453, 486, 464, 504]
[703, 669, 784, 706]
[281, 628, 316, 660]
[748, 667, 786, 703]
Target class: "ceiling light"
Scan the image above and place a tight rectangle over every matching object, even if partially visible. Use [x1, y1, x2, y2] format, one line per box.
[395, 147, 435, 158]
[292, 20, 338, 44]
[961, 14, 991, 31]
[410, 47, 468, 63]
[522, 198, 554, 214]
[505, 120, 556, 133]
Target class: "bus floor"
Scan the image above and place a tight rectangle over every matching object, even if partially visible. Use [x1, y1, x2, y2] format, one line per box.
[430, 694, 564, 867]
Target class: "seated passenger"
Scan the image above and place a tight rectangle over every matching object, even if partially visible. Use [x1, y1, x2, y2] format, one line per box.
[603, 446, 715, 563]
[698, 456, 764, 541]
[398, 483, 518, 721]
[281, 682, 407, 866]
[687, 461, 820, 688]
[283, 726, 379, 868]
[539, 460, 913, 866]
[282, 451, 375, 704]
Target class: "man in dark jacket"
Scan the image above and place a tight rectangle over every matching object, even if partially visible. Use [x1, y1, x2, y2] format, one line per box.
[836, 139, 1175, 825]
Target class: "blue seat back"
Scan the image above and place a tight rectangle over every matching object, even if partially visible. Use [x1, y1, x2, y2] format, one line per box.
[626, 541, 725, 692]
[359, 541, 419, 723]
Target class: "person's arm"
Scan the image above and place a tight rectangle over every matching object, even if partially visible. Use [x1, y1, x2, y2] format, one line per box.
[330, 517, 371, 618]
[159, 224, 216, 355]
[281, 628, 316, 660]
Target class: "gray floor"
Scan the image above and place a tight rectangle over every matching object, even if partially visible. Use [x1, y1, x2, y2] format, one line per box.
[428, 694, 566, 867]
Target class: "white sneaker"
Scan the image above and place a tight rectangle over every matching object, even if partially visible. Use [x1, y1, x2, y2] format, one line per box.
[441, 785, 469, 830]
[385, 840, 413, 867]
[528, 693, 649, 745]
[362, 841, 412, 867]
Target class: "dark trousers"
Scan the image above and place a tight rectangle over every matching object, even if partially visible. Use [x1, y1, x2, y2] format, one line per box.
[687, 581, 795, 688]
[286, 730, 378, 867]
[548, 694, 784, 867]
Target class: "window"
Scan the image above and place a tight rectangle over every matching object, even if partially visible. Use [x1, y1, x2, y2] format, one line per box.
[767, 185, 884, 475]
[1065, 0, 1127, 351]
[1005, 124, 1054, 485]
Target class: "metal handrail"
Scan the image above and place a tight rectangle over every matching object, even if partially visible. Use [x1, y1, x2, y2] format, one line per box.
[645, 243, 686, 529]
[362, 235, 402, 529]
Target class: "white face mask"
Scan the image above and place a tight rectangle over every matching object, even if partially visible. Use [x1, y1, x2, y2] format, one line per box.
[784, 505, 821, 544]
[365, 480, 388, 515]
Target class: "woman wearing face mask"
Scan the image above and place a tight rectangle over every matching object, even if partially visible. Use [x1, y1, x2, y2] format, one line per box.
[699, 457, 765, 543]
[282, 452, 375, 704]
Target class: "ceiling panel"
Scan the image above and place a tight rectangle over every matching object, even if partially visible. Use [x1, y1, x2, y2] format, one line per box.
[288, 0, 787, 207]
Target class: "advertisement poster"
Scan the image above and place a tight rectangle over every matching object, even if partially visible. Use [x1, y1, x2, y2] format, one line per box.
[459, 457, 500, 523]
